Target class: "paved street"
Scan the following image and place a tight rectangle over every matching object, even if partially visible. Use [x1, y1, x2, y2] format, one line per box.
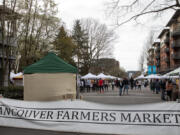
[81, 86, 163, 105]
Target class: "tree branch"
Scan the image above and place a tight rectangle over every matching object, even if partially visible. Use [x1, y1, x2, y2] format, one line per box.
[117, 4, 177, 26]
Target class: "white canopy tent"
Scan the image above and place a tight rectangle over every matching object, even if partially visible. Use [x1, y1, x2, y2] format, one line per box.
[165, 67, 180, 76]
[97, 73, 109, 79]
[144, 74, 161, 79]
[81, 73, 97, 79]
[135, 74, 145, 80]
[107, 75, 117, 79]
[10, 72, 23, 82]
[160, 75, 179, 79]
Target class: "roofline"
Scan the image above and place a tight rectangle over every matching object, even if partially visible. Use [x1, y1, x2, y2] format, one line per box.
[166, 9, 180, 26]
[152, 42, 160, 46]
[157, 28, 169, 38]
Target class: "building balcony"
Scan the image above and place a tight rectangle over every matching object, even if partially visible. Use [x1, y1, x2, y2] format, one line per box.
[156, 54, 160, 59]
[171, 41, 180, 48]
[164, 38, 169, 44]
[0, 36, 17, 47]
[172, 53, 180, 60]
[165, 57, 170, 63]
[164, 48, 169, 53]
[172, 30, 180, 37]
[155, 46, 160, 52]
[156, 63, 160, 67]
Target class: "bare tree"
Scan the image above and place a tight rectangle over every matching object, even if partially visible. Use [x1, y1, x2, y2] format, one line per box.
[81, 18, 116, 62]
[139, 53, 145, 72]
[138, 30, 155, 72]
[106, 0, 180, 26]
[16, 0, 60, 70]
[0, 0, 19, 86]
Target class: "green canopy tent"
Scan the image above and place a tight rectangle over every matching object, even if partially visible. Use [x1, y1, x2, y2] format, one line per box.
[23, 52, 78, 101]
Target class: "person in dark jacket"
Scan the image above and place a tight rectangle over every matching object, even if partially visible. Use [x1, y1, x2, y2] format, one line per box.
[123, 78, 129, 95]
[119, 80, 124, 96]
[150, 79, 156, 93]
[160, 79, 166, 100]
[155, 79, 160, 94]
[130, 77, 134, 90]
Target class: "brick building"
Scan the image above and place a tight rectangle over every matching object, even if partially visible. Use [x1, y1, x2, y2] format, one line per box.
[167, 10, 180, 70]
[153, 42, 160, 73]
[147, 47, 155, 66]
[148, 10, 180, 74]
[158, 29, 170, 74]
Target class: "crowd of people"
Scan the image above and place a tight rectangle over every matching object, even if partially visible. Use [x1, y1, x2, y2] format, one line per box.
[79, 78, 148, 95]
[150, 79, 179, 101]
[79, 77, 179, 101]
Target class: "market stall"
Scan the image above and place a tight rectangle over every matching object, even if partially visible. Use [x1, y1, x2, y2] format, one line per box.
[23, 52, 77, 101]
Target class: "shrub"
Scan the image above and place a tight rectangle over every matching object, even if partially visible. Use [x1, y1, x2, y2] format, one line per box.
[0, 86, 24, 100]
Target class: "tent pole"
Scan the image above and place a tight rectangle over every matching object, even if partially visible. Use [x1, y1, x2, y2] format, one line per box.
[76, 73, 80, 99]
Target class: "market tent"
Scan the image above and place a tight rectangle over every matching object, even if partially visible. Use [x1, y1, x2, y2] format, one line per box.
[144, 74, 161, 79]
[135, 74, 145, 80]
[97, 73, 109, 79]
[10, 72, 23, 81]
[23, 52, 78, 101]
[10, 72, 23, 86]
[107, 75, 117, 79]
[161, 75, 179, 79]
[81, 73, 97, 79]
[165, 67, 180, 76]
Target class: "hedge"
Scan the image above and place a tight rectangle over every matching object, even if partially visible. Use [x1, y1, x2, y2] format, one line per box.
[0, 86, 23, 100]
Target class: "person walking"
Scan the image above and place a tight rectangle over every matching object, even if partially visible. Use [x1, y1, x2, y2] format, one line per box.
[119, 80, 124, 96]
[151, 79, 156, 93]
[80, 79, 84, 93]
[155, 79, 160, 94]
[130, 77, 134, 90]
[112, 80, 115, 90]
[137, 80, 142, 90]
[98, 78, 104, 93]
[160, 79, 166, 100]
[86, 79, 91, 92]
[104, 80, 108, 91]
[134, 80, 137, 90]
[123, 78, 129, 95]
[166, 80, 173, 101]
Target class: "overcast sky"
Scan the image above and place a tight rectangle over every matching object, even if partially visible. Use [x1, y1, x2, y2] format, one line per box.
[57, 0, 174, 71]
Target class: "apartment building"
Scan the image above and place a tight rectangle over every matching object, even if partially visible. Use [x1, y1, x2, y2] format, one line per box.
[147, 47, 155, 66]
[147, 10, 180, 74]
[158, 29, 170, 74]
[166, 9, 180, 70]
[153, 42, 160, 73]
[0, 5, 20, 86]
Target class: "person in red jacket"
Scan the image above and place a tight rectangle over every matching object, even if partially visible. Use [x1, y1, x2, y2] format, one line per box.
[98, 78, 104, 93]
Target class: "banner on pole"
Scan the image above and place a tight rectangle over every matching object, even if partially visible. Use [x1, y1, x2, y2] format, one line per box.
[0, 98, 180, 135]
[148, 66, 152, 75]
[152, 65, 157, 74]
